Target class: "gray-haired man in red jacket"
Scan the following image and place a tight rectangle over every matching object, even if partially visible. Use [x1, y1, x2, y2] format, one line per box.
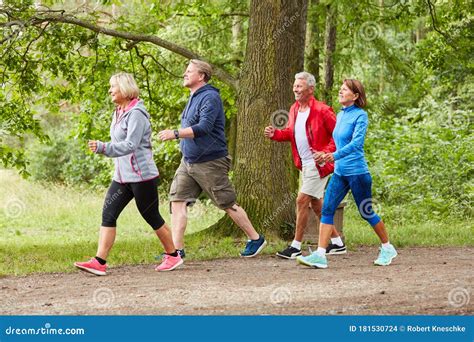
[264, 72, 345, 259]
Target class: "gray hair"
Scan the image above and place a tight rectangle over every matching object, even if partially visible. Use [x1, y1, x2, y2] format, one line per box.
[295, 72, 316, 87]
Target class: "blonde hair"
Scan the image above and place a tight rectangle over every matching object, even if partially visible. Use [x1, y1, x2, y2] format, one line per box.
[189, 59, 212, 82]
[109, 72, 139, 99]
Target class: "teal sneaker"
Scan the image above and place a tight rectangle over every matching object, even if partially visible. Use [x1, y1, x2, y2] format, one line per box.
[374, 245, 398, 266]
[296, 252, 328, 269]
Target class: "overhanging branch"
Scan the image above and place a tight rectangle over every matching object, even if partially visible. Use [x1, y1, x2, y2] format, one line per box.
[23, 12, 238, 90]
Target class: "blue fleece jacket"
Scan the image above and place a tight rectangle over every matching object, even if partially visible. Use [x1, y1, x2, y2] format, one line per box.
[180, 84, 228, 163]
[332, 104, 369, 176]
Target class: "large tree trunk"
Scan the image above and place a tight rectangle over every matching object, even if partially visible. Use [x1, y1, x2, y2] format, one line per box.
[322, 3, 337, 105]
[210, 0, 308, 237]
[305, 0, 322, 96]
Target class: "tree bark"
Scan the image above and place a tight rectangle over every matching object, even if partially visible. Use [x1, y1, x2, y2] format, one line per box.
[217, 0, 307, 236]
[305, 0, 322, 96]
[322, 3, 337, 105]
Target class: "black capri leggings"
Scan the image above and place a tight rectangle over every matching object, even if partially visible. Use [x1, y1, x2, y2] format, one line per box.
[101, 178, 165, 230]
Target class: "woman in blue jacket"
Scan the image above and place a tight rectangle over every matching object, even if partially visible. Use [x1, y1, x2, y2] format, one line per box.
[297, 79, 397, 269]
[74, 73, 183, 275]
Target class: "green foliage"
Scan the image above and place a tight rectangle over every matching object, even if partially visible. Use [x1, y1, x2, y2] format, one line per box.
[1, 0, 472, 221]
[26, 129, 113, 188]
[366, 95, 473, 220]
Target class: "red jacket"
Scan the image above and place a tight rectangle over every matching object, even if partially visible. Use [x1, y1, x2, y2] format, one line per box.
[272, 96, 336, 178]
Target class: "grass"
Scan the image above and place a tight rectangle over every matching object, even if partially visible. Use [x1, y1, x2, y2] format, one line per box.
[341, 202, 474, 248]
[1, 169, 472, 275]
[0, 169, 286, 275]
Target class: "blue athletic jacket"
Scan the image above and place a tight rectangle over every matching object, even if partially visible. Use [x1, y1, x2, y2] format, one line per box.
[332, 104, 370, 176]
[180, 84, 228, 163]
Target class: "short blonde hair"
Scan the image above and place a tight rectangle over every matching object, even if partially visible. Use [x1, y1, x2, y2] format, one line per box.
[109, 72, 139, 99]
[189, 59, 212, 82]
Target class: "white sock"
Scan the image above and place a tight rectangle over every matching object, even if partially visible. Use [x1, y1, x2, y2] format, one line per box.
[316, 247, 326, 256]
[290, 240, 302, 250]
[331, 236, 344, 246]
[382, 242, 392, 249]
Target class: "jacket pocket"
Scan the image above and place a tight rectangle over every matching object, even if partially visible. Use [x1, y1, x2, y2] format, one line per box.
[130, 154, 141, 176]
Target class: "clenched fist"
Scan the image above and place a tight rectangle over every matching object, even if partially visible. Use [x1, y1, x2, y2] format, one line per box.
[264, 126, 275, 138]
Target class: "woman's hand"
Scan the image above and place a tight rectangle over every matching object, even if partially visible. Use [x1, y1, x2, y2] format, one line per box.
[88, 140, 98, 152]
[322, 153, 335, 163]
[313, 151, 325, 164]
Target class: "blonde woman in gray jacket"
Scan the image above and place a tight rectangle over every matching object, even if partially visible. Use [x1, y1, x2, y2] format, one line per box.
[74, 73, 183, 275]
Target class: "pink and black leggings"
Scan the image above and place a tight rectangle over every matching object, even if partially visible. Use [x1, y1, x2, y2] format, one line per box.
[101, 178, 165, 230]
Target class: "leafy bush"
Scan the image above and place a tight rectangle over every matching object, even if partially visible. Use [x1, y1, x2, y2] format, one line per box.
[366, 95, 473, 219]
[26, 129, 182, 190]
[26, 130, 113, 189]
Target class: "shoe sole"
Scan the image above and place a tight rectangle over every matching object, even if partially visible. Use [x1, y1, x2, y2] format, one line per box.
[276, 252, 302, 260]
[155, 258, 184, 272]
[374, 253, 398, 266]
[326, 249, 347, 255]
[74, 263, 106, 276]
[240, 240, 267, 258]
[296, 257, 328, 269]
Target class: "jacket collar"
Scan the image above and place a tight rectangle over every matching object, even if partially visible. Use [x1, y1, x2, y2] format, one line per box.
[342, 104, 357, 112]
[293, 95, 319, 115]
[294, 95, 318, 110]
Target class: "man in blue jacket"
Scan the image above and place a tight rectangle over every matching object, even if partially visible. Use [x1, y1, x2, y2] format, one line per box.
[158, 59, 266, 258]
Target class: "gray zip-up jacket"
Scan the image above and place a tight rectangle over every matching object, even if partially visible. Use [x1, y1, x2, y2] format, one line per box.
[95, 100, 159, 183]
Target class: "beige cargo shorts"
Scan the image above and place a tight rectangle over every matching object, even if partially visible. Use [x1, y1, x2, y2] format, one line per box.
[169, 155, 237, 210]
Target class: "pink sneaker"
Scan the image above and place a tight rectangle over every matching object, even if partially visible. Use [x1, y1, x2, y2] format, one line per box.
[74, 258, 107, 276]
[155, 254, 183, 272]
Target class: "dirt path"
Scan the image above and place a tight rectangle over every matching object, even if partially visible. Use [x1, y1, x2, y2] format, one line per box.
[1, 247, 472, 315]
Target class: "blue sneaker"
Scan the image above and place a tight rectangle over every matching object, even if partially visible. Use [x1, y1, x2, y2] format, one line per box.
[296, 252, 328, 269]
[240, 235, 267, 257]
[374, 245, 397, 266]
[155, 249, 185, 261]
